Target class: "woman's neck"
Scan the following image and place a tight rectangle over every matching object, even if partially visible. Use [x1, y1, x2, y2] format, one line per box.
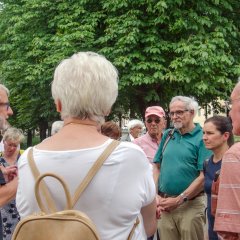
[213, 144, 229, 163]
[63, 117, 98, 127]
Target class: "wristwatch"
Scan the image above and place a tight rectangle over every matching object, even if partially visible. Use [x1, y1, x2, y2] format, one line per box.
[180, 193, 188, 202]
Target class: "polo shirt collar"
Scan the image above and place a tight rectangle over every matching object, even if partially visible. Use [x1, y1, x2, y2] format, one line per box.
[176, 123, 202, 136]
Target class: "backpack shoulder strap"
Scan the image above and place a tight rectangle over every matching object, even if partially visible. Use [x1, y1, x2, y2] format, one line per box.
[203, 158, 210, 174]
[127, 217, 140, 240]
[72, 140, 120, 207]
[161, 128, 175, 159]
[28, 148, 57, 213]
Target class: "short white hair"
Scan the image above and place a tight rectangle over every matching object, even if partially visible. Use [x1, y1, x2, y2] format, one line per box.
[51, 121, 64, 135]
[3, 127, 24, 143]
[0, 84, 10, 100]
[127, 119, 144, 132]
[52, 52, 118, 124]
[170, 96, 198, 117]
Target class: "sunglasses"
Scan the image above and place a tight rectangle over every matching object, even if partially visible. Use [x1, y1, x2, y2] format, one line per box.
[146, 118, 161, 124]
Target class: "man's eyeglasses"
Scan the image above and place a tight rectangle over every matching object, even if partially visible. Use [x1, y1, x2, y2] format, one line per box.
[0, 102, 10, 110]
[225, 98, 240, 111]
[168, 109, 189, 118]
[146, 118, 161, 124]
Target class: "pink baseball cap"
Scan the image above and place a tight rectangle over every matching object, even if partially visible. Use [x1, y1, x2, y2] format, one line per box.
[145, 106, 165, 118]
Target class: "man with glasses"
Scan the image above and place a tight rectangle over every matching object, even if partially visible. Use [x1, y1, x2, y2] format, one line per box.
[0, 85, 12, 137]
[133, 106, 166, 163]
[0, 84, 17, 240]
[153, 96, 211, 240]
[214, 82, 240, 239]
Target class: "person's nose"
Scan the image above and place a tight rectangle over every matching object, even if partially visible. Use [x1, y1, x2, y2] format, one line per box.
[8, 106, 13, 116]
[171, 114, 178, 120]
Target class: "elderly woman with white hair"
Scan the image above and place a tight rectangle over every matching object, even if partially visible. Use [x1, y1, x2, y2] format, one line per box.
[0, 127, 24, 240]
[16, 52, 158, 240]
[121, 119, 144, 142]
[51, 120, 64, 135]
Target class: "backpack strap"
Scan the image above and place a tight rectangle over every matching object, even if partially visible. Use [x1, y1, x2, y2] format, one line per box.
[28, 148, 57, 213]
[160, 128, 175, 161]
[162, 128, 174, 153]
[34, 173, 72, 212]
[203, 158, 210, 175]
[127, 217, 140, 240]
[72, 140, 120, 207]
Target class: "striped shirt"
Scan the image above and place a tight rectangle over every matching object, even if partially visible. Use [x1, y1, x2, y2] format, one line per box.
[214, 142, 240, 237]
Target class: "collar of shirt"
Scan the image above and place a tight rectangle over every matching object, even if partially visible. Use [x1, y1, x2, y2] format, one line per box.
[129, 134, 135, 142]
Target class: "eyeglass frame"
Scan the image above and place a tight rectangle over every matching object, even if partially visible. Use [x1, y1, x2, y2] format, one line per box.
[0, 102, 10, 110]
[168, 109, 189, 118]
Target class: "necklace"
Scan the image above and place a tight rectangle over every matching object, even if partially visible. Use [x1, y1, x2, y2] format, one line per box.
[63, 118, 98, 127]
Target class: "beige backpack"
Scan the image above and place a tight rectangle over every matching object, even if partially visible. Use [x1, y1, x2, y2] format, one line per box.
[12, 140, 139, 240]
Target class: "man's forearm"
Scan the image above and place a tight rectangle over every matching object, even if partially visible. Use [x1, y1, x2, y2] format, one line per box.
[153, 163, 160, 187]
[182, 171, 204, 199]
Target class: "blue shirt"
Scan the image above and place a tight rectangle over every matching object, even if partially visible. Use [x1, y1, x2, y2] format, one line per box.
[204, 155, 221, 240]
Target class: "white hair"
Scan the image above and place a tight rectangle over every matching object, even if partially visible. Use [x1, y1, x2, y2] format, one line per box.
[52, 52, 118, 124]
[127, 119, 144, 132]
[3, 127, 24, 143]
[0, 84, 10, 100]
[51, 121, 64, 135]
[170, 96, 199, 117]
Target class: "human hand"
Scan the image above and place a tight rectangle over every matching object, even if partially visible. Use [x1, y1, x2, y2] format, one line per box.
[0, 165, 18, 182]
[158, 196, 179, 212]
[156, 195, 166, 218]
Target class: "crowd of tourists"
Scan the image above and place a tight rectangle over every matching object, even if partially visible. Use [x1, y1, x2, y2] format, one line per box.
[0, 52, 239, 240]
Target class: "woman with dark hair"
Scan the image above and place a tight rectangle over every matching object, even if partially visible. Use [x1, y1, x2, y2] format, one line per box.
[203, 116, 234, 240]
[101, 121, 121, 140]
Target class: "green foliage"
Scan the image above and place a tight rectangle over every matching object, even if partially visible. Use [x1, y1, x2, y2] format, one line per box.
[0, 0, 239, 132]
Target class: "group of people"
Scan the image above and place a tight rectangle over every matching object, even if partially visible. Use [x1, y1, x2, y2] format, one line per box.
[122, 95, 239, 240]
[0, 51, 238, 240]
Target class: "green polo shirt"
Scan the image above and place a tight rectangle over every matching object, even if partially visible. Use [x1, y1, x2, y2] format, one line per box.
[154, 123, 212, 196]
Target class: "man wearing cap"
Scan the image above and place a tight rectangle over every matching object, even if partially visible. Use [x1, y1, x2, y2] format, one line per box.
[133, 106, 166, 163]
[133, 106, 165, 240]
[153, 96, 211, 240]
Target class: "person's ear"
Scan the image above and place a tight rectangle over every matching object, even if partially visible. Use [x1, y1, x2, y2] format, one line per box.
[223, 132, 230, 141]
[55, 99, 62, 113]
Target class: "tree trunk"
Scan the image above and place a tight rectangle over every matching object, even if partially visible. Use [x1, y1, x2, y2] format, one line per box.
[39, 120, 48, 141]
[27, 129, 32, 147]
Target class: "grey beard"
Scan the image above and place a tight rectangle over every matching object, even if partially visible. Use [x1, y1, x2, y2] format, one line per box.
[173, 122, 182, 129]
